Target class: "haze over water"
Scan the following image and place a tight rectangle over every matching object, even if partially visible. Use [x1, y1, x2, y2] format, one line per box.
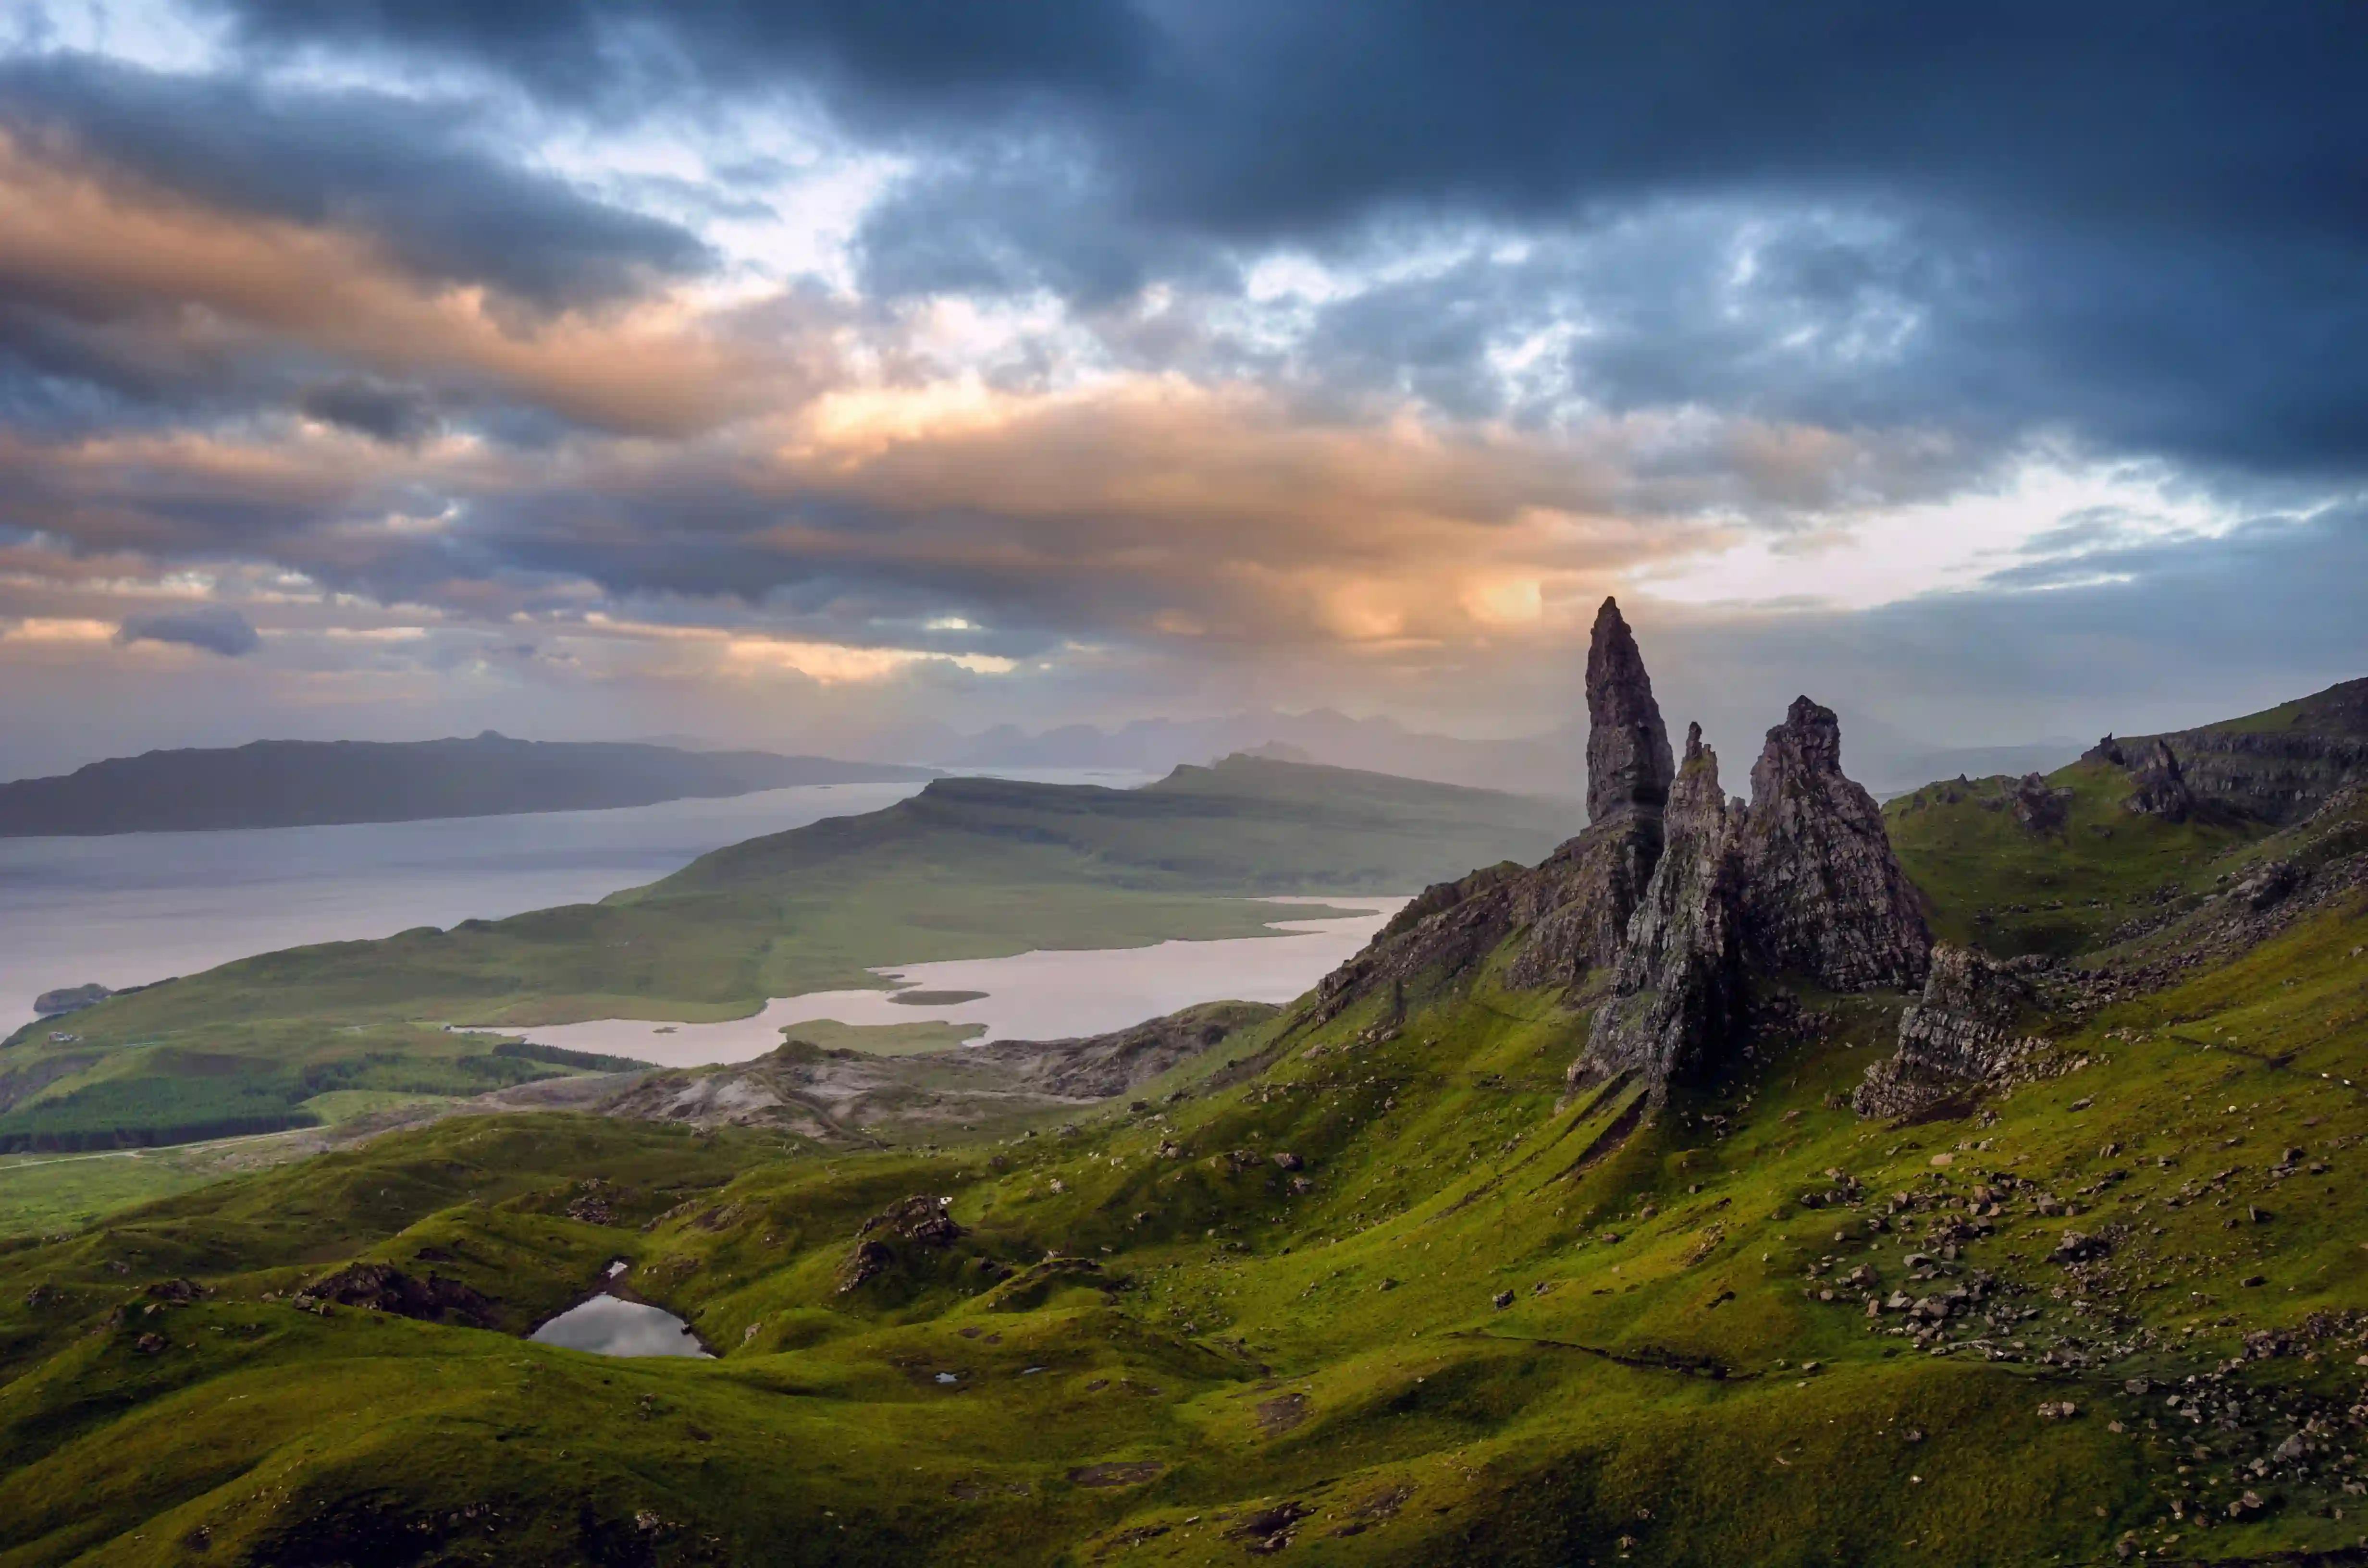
[3, 778, 1154, 1033]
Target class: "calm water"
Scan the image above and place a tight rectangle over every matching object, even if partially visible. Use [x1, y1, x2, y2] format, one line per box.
[0, 772, 1148, 1033]
[530, 1294, 710, 1358]
[492, 896, 1408, 1065]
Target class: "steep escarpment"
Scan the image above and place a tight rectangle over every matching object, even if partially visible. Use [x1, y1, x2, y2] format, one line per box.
[2093, 675, 2368, 825]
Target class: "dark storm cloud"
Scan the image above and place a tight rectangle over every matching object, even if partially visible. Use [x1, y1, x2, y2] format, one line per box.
[296, 379, 440, 445]
[0, 53, 713, 308]
[212, 0, 1153, 112]
[113, 605, 261, 657]
[219, 0, 2345, 484]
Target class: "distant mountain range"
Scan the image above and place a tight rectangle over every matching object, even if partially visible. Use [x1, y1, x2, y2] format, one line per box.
[920, 708, 2083, 801]
[0, 734, 939, 838]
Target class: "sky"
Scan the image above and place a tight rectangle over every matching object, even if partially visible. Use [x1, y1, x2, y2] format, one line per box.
[1, 1, 2364, 778]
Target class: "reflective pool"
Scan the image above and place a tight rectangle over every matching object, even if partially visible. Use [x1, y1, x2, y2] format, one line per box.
[530, 1294, 711, 1358]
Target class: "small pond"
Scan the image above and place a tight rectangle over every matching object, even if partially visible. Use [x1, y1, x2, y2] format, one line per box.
[530, 1294, 711, 1358]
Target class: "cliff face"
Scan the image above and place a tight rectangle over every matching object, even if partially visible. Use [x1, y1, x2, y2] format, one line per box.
[2095, 676, 2368, 826]
[1851, 945, 2035, 1118]
[1733, 698, 1933, 993]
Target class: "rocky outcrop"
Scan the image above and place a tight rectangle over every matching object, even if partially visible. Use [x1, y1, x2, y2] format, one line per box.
[296, 1262, 497, 1327]
[2010, 773, 2071, 834]
[1501, 821, 1664, 990]
[1732, 698, 1932, 992]
[1311, 817, 1661, 1019]
[1584, 598, 1674, 824]
[838, 1195, 966, 1293]
[33, 983, 111, 1018]
[1570, 727, 1746, 1093]
[967, 1002, 1278, 1099]
[1852, 945, 2036, 1118]
[599, 1003, 1273, 1143]
[2124, 738, 2195, 821]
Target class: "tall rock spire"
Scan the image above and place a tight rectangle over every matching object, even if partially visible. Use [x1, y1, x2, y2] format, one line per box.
[1571, 723, 1745, 1094]
[1585, 597, 1675, 825]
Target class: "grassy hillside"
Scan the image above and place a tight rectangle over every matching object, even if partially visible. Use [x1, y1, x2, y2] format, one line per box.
[0, 774, 2358, 1563]
[1887, 760, 2274, 956]
[0, 759, 1573, 1162]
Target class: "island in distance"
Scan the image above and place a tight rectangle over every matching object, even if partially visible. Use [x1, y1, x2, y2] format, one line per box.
[0, 732, 940, 837]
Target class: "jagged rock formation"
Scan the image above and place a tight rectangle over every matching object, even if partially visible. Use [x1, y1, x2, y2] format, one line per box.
[1326, 640, 1930, 1102]
[1732, 697, 1932, 992]
[1312, 603, 1676, 1017]
[2123, 738, 2195, 821]
[1572, 726, 1746, 1092]
[2010, 772, 2071, 834]
[1852, 946, 2036, 1118]
[1585, 597, 1675, 823]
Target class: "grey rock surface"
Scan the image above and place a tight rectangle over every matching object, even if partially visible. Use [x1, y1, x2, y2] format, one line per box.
[1572, 725, 1747, 1093]
[1584, 597, 1674, 824]
[1853, 945, 2036, 1118]
[1733, 697, 1932, 992]
[2123, 738, 2195, 821]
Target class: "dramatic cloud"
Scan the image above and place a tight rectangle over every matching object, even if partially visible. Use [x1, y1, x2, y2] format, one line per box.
[113, 603, 259, 656]
[0, 1, 2361, 777]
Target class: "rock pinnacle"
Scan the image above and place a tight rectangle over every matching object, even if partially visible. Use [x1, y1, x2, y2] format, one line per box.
[1585, 597, 1674, 824]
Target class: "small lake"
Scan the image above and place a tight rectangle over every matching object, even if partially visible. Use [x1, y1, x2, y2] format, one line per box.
[530, 1294, 711, 1358]
[496, 896, 1410, 1067]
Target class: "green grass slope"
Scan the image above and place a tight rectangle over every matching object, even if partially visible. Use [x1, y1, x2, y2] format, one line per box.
[1887, 761, 2274, 957]
[0, 796, 2359, 1564]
